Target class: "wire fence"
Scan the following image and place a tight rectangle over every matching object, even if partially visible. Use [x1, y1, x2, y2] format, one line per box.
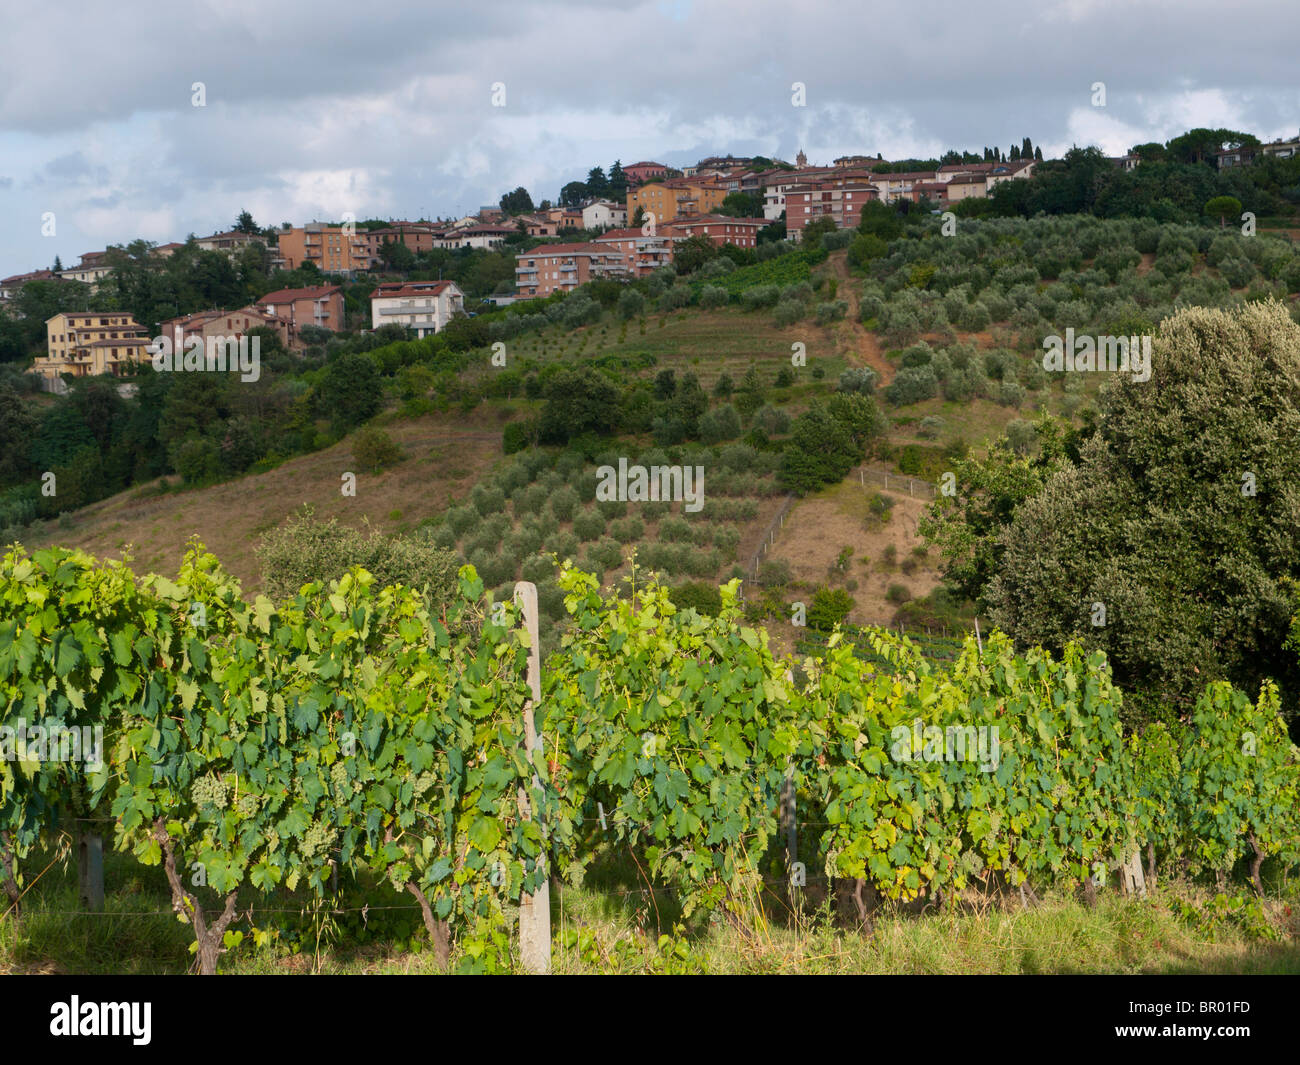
[744, 494, 796, 581]
[855, 466, 937, 500]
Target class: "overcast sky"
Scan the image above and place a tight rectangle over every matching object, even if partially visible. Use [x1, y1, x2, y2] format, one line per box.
[3, 0, 1299, 275]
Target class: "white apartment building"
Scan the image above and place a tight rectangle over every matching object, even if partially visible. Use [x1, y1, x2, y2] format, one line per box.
[369, 280, 465, 337]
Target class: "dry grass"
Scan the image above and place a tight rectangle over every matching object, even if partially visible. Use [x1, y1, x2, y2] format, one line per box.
[766, 478, 942, 628]
[23, 414, 504, 592]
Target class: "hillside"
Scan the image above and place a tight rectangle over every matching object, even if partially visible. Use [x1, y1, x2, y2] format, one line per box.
[22, 414, 505, 593]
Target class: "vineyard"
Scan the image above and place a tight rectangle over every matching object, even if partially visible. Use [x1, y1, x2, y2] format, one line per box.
[2, 543, 1298, 973]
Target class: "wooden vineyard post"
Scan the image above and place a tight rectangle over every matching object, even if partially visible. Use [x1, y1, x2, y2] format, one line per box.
[1118, 851, 1147, 898]
[78, 827, 104, 912]
[780, 764, 798, 900]
[513, 581, 551, 975]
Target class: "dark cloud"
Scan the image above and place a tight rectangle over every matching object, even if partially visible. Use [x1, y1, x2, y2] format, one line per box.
[2, 0, 1298, 271]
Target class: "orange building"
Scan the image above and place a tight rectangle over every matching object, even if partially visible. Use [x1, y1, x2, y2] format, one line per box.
[274, 224, 372, 273]
[256, 285, 345, 345]
[158, 306, 289, 353]
[659, 215, 768, 248]
[514, 243, 623, 299]
[625, 177, 728, 226]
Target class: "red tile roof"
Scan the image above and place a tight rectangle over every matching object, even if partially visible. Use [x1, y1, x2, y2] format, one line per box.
[257, 286, 342, 303]
[661, 214, 769, 228]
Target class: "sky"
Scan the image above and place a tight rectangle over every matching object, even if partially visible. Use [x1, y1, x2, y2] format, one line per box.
[2, 0, 1299, 276]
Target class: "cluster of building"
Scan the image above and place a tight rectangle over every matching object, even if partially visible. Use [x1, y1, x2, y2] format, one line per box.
[1213, 132, 1300, 168]
[29, 278, 469, 386]
[9, 147, 1047, 378]
[513, 149, 1038, 298]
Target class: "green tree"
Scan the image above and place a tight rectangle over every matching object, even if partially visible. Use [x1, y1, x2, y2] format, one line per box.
[233, 209, 259, 234]
[1204, 195, 1243, 227]
[857, 200, 904, 240]
[672, 235, 718, 275]
[718, 191, 762, 218]
[801, 215, 839, 247]
[608, 160, 627, 199]
[0, 385, 37, 484]
[499, 187, 535, 215]
[560, 181, 588, 208]
[379, 239, 417, 270]
[317, 351, 381, 431]
[779, 394, 883, 494]
[918, 417, 1071, 605]
[538, 367, 620, 444]
[985, 301, 1300, 723]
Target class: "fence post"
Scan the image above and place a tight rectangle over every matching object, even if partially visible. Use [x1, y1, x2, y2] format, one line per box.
[78, 828, 104, 913]
[513, 581, 550, 975]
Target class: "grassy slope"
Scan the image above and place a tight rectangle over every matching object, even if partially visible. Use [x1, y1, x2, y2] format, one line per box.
[22, 413, 506, 594]
[20, 250, 1068, 626]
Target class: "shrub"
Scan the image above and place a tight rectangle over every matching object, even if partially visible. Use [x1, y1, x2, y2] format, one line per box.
[668, 581, 723, 617]
[504, 526, 542, 559]
[815, 300, 849, 326]
[446, 504, 479, 538]
[535, 578, 567, 621]
[848, 233, 889, 268]
[351, 427, 402, 472]
[503, 422, 531, 454]
[917, 415, 944, 439]
[469, 547, 518, 588]
[885, 583, 911, 604]
[699, 405, 742, 444]
[900, 343, 933, 368]
[257, 510, 458, 607]
[512, 483, 549, 517]
[755, 405, 791, 435]
[471, 483, 506, 517]
[686, 547, 721, 578]
[997, 380, 1026, 408]
[548, 531, 579, 563]
[773, 298, 805, 327]
[742, 285, 781, 310]
[610, 516, 646, 543]
[700, 285, 730, 309]
[1220, 257, 1256, 289]
[585, 537, 624, 569]
[597, 497, 628, 519]
[520, 552, 556, 584]
[549, 484, 580, 522]
[957, 301, 991, 332]
[572, 508, 606, 541]
[838, 367, 877, 394]
[712, 526, 741, 558]
[658, 285, 692, 311]
[807, 586, 854, 630]
[1005, 419, 1037, 455]
[465, 527, 501, 557]
[885, 365, 938, 406]
[618, 288, 646, 319]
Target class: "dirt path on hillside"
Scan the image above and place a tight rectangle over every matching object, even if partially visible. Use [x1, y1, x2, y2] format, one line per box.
[826, 252, 895, 384]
